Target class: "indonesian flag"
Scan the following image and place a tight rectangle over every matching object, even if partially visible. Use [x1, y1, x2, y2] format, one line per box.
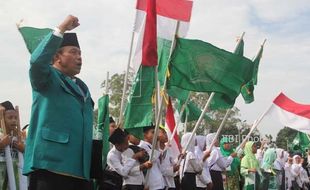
[269, 93, 310, 134]
[131, 0, 193, 73]
[165, 97, 181, 158]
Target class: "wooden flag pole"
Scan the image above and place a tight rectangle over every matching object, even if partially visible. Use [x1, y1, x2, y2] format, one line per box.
[176, 92, 215, 165]
[149, 21, 180, 161]
[145, 21, 180, 188]
[119, 31, 136, 127]
[207, 109, 232, 151]
[236, 104, 272, 153]
[0, 107, 16, 190]
[16, 106, 28, 190]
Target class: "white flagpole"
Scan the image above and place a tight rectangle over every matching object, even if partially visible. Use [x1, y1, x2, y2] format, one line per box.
[207, 109, 232, 151]
[118, 31, 135, 127]
[145, 21, 180, 188]
[236, 104, 273, 152]
[16, 106, 27, 190]
[177, 92, 215, 165]
[0, 108, 16, 190]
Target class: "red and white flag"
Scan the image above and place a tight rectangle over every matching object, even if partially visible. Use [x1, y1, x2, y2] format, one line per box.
[131, 0, 193, 72]
[269, 93, 310, 134]
[165, 98, 181, 158]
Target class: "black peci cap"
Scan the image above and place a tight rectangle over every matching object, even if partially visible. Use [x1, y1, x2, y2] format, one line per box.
[60, 33, 80, 48]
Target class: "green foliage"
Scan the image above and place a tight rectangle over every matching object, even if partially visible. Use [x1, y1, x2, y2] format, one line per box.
[275, 127, 298, 150]
[100, 72, 134, 119]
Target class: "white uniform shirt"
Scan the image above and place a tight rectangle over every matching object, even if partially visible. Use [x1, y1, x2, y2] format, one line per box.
[121, 148, 144, 185]
[139, 140, 165, 190]
[207, 147, 233, 171]
[195, 146, 212, 188]
[159, 147, 176, 188]
[107, 146, 139, 185]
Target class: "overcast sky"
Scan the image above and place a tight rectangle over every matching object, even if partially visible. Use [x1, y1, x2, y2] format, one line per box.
[1, 0, 310, 138]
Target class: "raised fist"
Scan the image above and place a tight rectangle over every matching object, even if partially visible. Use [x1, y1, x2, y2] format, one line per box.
[58, 15, 80, 33]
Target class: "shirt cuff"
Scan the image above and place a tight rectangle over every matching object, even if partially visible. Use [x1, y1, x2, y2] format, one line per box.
[53, 27, 64, 38]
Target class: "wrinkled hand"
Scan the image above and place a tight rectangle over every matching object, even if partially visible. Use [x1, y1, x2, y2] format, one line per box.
[58, 15, 80, 33]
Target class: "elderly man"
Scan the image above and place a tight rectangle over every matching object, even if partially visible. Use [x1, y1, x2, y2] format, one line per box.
[23, 15, 94, 190]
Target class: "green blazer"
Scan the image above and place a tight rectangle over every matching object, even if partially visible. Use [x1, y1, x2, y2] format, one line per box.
[23, 32, 94, 180]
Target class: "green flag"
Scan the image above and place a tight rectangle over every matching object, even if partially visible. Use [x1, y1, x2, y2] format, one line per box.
[18, 26, 52, 53]
[290, 132, 310, 154]
[123, 66, 155, 139]
[177, 100, 211, 123]
[157, 38, 211, 120]
[168, 38, 254, 107]
[97, 95, 110, 167]
[241, 44, 264, 103]
[210, 38, 245, 109]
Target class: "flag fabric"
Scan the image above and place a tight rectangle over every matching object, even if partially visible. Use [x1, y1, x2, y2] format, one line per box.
[177, 100, 212, 123]
[165, 98, 181, 158]
[18, 26, 52, 53]
[123, 66, 155, 139]
[97, 95, 110, 167]
[157, 37, 211, 121]
[269, 93, 310, 134]
[289, 132, 310, 154]
[167, 38, 255, 105]
[132, 0, 193, 73]
[141, 0, 157, 66]
[210, 37, 245, 109]
[241, 44, 264, 103]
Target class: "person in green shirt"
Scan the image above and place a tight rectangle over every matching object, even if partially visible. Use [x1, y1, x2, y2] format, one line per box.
[220, 137, 241, 190]
[240, 141, 261, 190]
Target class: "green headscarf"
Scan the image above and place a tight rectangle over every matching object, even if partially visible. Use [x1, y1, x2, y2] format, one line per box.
[261, 148, 277, 171]
[220, 137, 240, 173]
[241, 141, 260, 170]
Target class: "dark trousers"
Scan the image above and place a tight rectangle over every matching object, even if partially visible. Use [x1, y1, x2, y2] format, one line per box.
[181, 172, 197, 190]
[28, 169, 92, 190]
[122, 184, 144, 190]
[210, 170, 223, 190]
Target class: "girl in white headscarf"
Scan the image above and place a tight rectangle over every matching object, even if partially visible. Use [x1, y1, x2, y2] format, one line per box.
[195, 135, 212, 190]
[180, 133, 203, 190]
[274, 148, 286, 190]
[290, 154, 310, 190]
[206, 133, 236, 190]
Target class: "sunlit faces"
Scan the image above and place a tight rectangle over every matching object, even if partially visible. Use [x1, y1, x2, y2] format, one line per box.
[53, 46, 82, 77]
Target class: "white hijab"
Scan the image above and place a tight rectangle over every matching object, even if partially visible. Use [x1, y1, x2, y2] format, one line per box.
[181, 132, 196, 153]
[206, 133, 216, 150]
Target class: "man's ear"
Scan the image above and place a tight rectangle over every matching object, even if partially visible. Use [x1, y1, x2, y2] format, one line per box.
[53, 53, 61, 65]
